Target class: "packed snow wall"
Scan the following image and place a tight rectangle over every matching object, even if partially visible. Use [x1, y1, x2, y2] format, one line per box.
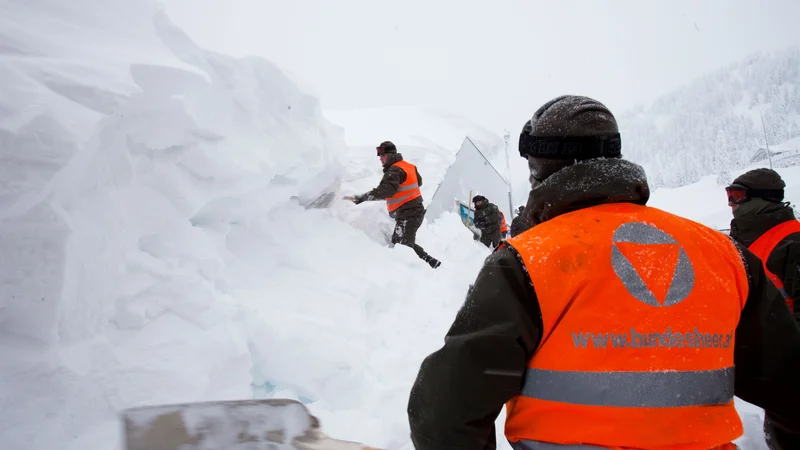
[425, 137, 513, 223]
[0, 0, 347, 345]
[0, 1, 350, 447]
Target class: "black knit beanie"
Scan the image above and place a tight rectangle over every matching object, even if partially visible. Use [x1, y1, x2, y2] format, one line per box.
[519, 95, 622, 182]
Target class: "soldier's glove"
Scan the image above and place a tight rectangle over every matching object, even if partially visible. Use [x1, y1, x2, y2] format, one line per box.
[343, 195, 365, 204]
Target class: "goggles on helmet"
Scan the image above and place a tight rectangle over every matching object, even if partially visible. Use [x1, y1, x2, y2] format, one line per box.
[725, 185, 785, 205]
[725, 186, 749, 205]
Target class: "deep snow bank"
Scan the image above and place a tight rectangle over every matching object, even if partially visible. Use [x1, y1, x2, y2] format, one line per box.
[0, 0, 345, 347]
[0, 0, 347, 448]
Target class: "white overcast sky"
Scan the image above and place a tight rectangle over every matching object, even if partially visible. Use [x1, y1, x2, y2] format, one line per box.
[164, 0, 800, 134]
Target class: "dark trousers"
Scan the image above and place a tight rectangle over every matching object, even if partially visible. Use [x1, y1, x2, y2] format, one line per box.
[391, 214, 440, 267]
[477, 230, 502, 249]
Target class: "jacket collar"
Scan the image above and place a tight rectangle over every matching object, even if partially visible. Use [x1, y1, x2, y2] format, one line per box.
[525, 158, 650, 226]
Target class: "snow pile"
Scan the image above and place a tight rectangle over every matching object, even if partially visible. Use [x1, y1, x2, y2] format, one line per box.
[0, 0, 347, 448]
[240, 209, 490, 448]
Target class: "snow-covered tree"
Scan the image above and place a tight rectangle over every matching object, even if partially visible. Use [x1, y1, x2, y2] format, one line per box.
[619, 45, 800, 188]
[714, 130, 732, 185]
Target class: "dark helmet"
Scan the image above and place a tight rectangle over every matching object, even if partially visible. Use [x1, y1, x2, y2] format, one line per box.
[726, 168, 785, 204]
[376, 141, 397, 156]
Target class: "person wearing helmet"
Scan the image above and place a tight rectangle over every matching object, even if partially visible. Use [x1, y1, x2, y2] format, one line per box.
[471, 195, 504, 248]
[348, 141, 441, 269]
[407, 95, 800, 450]
[726, 168, 800, 321]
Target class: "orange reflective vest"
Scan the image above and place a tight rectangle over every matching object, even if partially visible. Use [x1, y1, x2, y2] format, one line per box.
[748, 218, 800, 313]
[503, 203, 748, 450]
[386, 160, 422, 213]
[500, 211, 509, 234]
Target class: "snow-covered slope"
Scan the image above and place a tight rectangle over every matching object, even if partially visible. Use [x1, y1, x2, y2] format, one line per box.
[0, 2, 792, 450]
[620, 45, 800, 188]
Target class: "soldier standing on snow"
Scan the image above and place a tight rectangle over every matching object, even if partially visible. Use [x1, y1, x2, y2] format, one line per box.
[347, 141, 441, 269]
[472, 195, 503, 248]
[407, 95, 800, 450]
[726, 168, 800, 320]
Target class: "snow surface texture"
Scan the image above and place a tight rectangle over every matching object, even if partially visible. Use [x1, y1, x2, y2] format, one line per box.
[0, 2, 795, 450]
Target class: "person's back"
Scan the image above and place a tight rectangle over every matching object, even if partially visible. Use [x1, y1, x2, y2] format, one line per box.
[504, 201, 747, 449]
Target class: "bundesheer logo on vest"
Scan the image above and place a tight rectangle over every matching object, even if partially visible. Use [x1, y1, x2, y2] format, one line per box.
[569, 221, 733, 351]
[611, 222, 694, 307]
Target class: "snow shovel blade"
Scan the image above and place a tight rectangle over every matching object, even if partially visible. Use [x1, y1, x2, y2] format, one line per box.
[120, 397, 383, 450]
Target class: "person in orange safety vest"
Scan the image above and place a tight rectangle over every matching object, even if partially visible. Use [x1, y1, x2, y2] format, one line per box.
[726, 168, 799, 320]
[499, 210, 509, 237]
[407, 95, 800, 450]
[347, 141, 441, 269]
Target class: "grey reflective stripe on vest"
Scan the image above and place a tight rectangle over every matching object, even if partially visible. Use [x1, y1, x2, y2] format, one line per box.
[386, 183, 420, 205]
[520, 368, 734, 407]
[512, 439, 741, 450]
[398, 183, 419, 191]
[778, 286, 789, 299]
[512, 440, 605, 450]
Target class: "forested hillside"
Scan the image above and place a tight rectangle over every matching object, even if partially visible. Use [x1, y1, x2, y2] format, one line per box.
[620, 45, 800, 188]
